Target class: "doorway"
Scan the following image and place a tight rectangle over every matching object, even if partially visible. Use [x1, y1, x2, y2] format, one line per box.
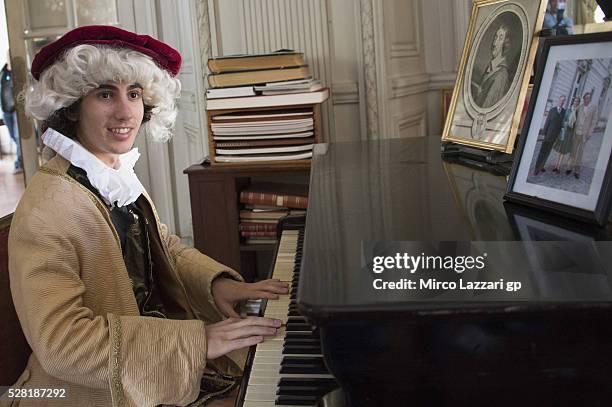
[0, 0, 23, 218]
[0, 0, 139, 218]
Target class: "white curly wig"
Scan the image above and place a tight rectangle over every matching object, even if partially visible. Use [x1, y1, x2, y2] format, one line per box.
[24, 44, 181, 142]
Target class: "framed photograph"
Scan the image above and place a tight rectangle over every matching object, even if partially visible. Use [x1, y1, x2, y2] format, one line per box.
[442, 0, 547, 153]
[517, 83, 533, 136]
[505, 32, 612, 226]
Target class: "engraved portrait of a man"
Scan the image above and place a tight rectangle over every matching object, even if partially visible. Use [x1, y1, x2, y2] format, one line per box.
[472, 24, 512, 108]
[470, 12, 522, 111]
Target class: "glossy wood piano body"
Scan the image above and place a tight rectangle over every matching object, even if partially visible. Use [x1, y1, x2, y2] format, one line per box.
[296, 137, 612, 406]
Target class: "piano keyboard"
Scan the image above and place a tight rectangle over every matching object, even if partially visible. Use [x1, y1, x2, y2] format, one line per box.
[238, 227, 338, 407]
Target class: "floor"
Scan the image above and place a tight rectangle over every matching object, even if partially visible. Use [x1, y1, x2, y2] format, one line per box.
[0, 154, 25, 218]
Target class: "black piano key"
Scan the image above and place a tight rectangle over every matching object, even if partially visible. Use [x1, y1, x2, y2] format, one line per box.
[278, 377, 337, 387]
[280, 363, 328, 375]
[285, 338, 320, 346]
[276, 385, 320, 396]
[286, 322, 311, 331]
[283, 345, 322, 355]
[281, 356, 325, 365]
[277, 378, 338, 397]
[277, 379, 338, 400]
[279, 357, 327, 372]
[275, 394, 317, 406]
[286, 331, 319, 340]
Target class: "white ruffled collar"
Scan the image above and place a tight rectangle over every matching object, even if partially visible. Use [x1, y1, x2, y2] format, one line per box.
[41, 128, 145, 207]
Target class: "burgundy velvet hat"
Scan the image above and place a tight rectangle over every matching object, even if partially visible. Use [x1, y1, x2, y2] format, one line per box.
[31, 25, 181, 80]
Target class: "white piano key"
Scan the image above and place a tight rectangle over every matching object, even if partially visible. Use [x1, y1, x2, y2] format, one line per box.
[242, 401, 277, 407]
[246, 376, 281, 385]
[250, 369, 335, 380]
[252, 363, 284, 373]
[241, 228, 327, 407]
[243, 401, 313, 407]
[244, 385, 277, 401]
[252, 356, 283, 364]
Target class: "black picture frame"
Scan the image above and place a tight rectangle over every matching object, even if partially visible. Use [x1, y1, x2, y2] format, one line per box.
[505, 32, 612, 227]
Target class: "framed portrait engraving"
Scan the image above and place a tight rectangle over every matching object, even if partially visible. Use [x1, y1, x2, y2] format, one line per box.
[505, 32, 612, 226]
[442, 0, 547, 153]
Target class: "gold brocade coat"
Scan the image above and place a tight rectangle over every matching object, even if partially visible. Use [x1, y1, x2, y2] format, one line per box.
[6, 155, 245, 407]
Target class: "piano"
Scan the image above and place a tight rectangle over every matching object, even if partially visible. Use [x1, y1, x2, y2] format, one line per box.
[237, 137, 612, 407]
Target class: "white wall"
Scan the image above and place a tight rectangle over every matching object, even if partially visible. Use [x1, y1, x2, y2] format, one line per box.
[206, 0, 470, 142]
[139, 0, 472, 242]
[0, 0, 8, 66]
[422, 0, 471, 137]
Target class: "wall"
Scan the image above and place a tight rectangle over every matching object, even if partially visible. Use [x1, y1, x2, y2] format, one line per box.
[137, 0, 473, 242]
[423, 0, 471, 137]
[206, 0, 471, 142]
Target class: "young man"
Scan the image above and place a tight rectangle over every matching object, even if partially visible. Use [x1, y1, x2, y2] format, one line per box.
[8, 26, 287, 406]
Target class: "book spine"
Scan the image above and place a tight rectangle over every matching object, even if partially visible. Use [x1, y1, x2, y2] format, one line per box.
[240, 191, 308, 209]
[239, 223, 278, 231]
[240, 231, 278, 237]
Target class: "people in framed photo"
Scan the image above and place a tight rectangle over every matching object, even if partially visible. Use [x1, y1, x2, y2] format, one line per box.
[442, 0, 547, 153]
[506, 32, 612, 226]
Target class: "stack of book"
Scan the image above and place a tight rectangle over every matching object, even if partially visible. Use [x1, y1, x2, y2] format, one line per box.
[205, 51, 329, 165]
[206, 51, 313, 98]
[210, 108, 316, 163]
[239, 182, 308, 245]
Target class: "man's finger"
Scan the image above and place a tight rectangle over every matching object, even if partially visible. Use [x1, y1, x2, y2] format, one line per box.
[233, 316, 282, 328]
[221, 302, 240, 318]
[215, 317, 240, 327]
[227, 336, 264, 353]
[258, 291, 281, 300]
[256, 280, 289, 289]
[246, 290, 280, 300]
[260, 284, 290, 294]
[225, 325, 278, 340]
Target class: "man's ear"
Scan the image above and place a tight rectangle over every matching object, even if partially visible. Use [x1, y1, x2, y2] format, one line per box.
[64, 101, 81, 122]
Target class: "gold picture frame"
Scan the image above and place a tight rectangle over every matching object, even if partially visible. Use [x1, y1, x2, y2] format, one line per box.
[440, 87, 454, 128]
[442, 0, 547, 153]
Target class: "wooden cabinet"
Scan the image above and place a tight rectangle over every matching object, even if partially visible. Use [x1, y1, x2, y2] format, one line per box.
[184, 162, 309, 280]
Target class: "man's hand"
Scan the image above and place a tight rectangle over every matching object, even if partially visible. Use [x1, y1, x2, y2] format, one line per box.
[205, 316, 281, 359]
[212, 278, 289, 318]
